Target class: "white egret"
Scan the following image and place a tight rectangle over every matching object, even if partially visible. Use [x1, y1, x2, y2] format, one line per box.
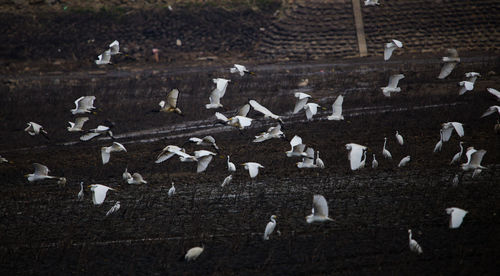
[230, 64, 250, 76]
[395, 131, 404, 145]
[359, 150, 367, 169]
[327, 95, 344, 121]
[306, 195, 334, 223]
[304, 103, 320, 121]
[78, 181, 84, 201]
[122, 167, 132, 181]
[25, 163, 57, 182]
[127, 173, 147, 185]
[452, 174, 459, 186]
[159, 89, 182, 115]
[0, 155, 8, 163]
[398, 155, 411, 167]
[156, 145, 192, 163]
[89, 184, 116, 205]
[345, 143, 367, 171]
[57, 177, 67, 187]
[438, 48, 460, 79]
[109, 40, 120, 55]
[71, 96, 96, 115]
[221, 175, 233, 187]
[382, 137, 392, 159]
[249, 99, 283, 123]
[481, 105, 500, 118]
[384, 39, 403, 61]
[465, 72, 481, 83]
[101, 142, 127, 165]
[364, 0, 380, 6]
[253, 124, 285, 142]
[461, 148, 486, 172]
[486, 88, 500, 101]
[95, 49, 111, 65]
[458, 81, 474, 95]
[297, 148, 318, 169]
[80, 120, 114, 141]
[67, 117, 89, 132]
[242, 162, 264, 178]
[263, 215, 277, 240]
[24, 122, 48, 138]
[372, 154, 378, 169]
[187, 136, 219, 151]
[185, 246, 204, 261]
[215, 112, 253, 130]
[472, 168, 483, 178]
[194, 150, 216, 173]
[315, 151, 325, 169]
[168, 182, 176, 197]
[227, 156, 236, 172]
[106, 201, 121, 216]
[433, 129, 443, 153]
[408, 229, 423, 254]
[293, 92, 311, 114]
[205, 78, 230, 109]
[297, 78, 309, 87]
[441, 122, 464, 142]
[450, 141, 464, 165]
[381, 74, 404, 97]
[446, 207, 468, 229]
[286, 135, 307, 157]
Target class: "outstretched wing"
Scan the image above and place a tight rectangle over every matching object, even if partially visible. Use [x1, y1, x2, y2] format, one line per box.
[331, 95, 343, 117]
[438, 62, 457, 79]
[312, 195, 329, 217]
[167, 89, 179, 108]
[388, 74, 404, 88]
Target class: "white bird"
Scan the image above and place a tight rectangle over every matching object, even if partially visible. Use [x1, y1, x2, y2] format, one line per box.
[249, 99, 283, 123]
[384, 39, 403, 61]
[95, 49, 111, 65]
[297, 148, 318, 169]
[57, 177, 67, 187]
[315, 151, 325, 169]
[286, 135, 307, 157]
[71, 96, 96, 115]
[398, 155, 411, 167]
[227, 156, 236, 172]
[155, 145, 191, 163]
[0, 155, 8, 163]
[306, 195, 334, 223]
[168, 182, 176, 197]
[441, 122, 464, 142]
[106, 201, 121, 216]
[438, 48, 460, 79]
[293, 92, 311, 114]
[446, 207, 468, 229]
[122, 167, 132, 181]
[159, 89, 182, 115]
[230, 64, 250, 76]
[486, 88, 500, 101]
[215, 112, 253, 130]
[25, 163, 57, 182]
[395, 131, 404, 145]
[263, 215, 277, 240]
[450, 141, 464, 165]
[67, 117, 89, 132]
[89, 184, 116, 205]
[465, 72, 481, 83]
[101, 142, 127, 165]
[185, 246, 204, 261]
[24, 122, 48, 138]
[461, 148, 486, 172]
[372, 154, 378, 169]
[242, 162, 264, 178]
[205, 78, 230, 109]
[109, 40, 120, 55]
[127, 172, 147, 185]
[297, 78, 309, 87]
[433, 129, 443, 153]
[304, 103, 320, 121]
[345, 143, 367, 171]
[78, 181, 84, 201]
[221, 175, 233, 187]
[359, 150, 367, 169]
[382, 137, 392, 159]
[364, 0, 380, 6]
[80, 120, 114, 141]
[381, 74, 405, 97]
[481, 105, 500, 118]
[452, 174, 459, 186]
[327, 95, 344, 121]
[194, 150, 216, 173]
[408, 229, 423, 254]
[187, 136, 219, 151]
[458, 81, 474, 95]
[253, 124, 285, 143]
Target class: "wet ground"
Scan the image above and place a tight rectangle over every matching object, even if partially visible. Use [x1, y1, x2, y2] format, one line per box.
[0, 55, 499, 275]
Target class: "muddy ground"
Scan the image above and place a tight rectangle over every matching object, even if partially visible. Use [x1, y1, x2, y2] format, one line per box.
[0, 54, 499, 275]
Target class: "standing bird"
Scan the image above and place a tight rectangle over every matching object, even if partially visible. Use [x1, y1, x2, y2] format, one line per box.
[106, 201, 121, 216]
[359, 150, 367, 169]
[263, 215, 277, 240]
[398, 156, 411, 167]
[293, 92, 311, 114]
[168, 182, 176, 197]
[78, 181, 84, 201]
[242, 162, 264, 178]
[438, 48, 460, 79]
[450, 141, 464, 165]
[446, 207, 468, 229]
[433, 129, 444, 153]
[194, 150, 216, 173]
[127, 173, 147, 185]
[71, 96, 96, 115]
[95, 49, 111, 65]
[89, 184, 116, 205]
[230, 64, 251, 76]
[315, 151, 325, 169]
[384, 39, 403, 61]
[382, 137, 392, 159]
[408, 229, 423, 254]
[480, 105, 500, 118]
[327, 95, 344, 121]
[227, 156, 236, 172]
[441, 122, 464, 142]
[345, 143, 368, 171]
[372, 154, 378, 169]
[395, 131, 404, 145]
[486, 88, 500, 101]
[306, 195, 334, 223]
[185, 246, 204, 261]
[101, 142, 127, 165]
[25, 163, 57, 182]
[221, 175, 233, 187]
[452, 174, 459, 186]
[24, 122, 49, 139]
[158, 89, 182, 115]
[67, 117, 89, 132]
[205, 78, 230, 109]
[381, 74, 405, 97]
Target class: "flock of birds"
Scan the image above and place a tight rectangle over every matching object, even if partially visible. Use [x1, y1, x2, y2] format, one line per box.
[4, 25, 500, 261]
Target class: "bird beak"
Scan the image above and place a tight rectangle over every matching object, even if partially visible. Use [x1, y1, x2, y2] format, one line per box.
[321, 107, 327, 110]
[87, 185, 92, 188]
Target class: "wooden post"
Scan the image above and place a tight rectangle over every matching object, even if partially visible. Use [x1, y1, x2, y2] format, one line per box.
[352, 0, 368, 57]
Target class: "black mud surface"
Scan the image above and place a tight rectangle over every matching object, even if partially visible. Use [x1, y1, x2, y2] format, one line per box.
[0, 57, 499, 275]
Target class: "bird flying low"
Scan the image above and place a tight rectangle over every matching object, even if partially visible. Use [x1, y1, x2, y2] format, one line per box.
[215, 112, 253, 130]
[89, 184, 116, 205]
[249, 99, 283, 123]
[304, 103, 321, 121]
[446, 207, 468, 229]
[186, 136, 219, 151]
[306, 195, 334, 223]
[242, 162, 264, 178]
[106, 201, 121, 216]
[159, 89, 182, 115]
[481, 106, 500, 118]
[327, 95, 344, 121]
[109, 40, 120, 55]
[25, 163, 58, 182]
[185, 246, 204, 261]
[126, 172, 147, 185]
[194, 150, 216, 173]
[286, 135, 307, 157]
[486, 88, 500, 101]
[384, 39, 403, 61]
[297, 147, 318, 169]
[253, 124, 285, 143]
[24, 122, 49, 139]
[155, 145, 191, 163]
[80, 120, 114, 141]
[381, 74, 404, 97]
[441, 122, 464, 142]
[438, 48, 460, 79]
[364, 0, 380, 6]
[67, 117, 89, 132]
[205, 78, 230, 109]
[461, 148, 486, 173]
[95, 49, 111, 65]
[230, 64, 251, 76]
[345, 143, 367, 170]
[101, 142, 127, 165]
[71, 96, 96, 115]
